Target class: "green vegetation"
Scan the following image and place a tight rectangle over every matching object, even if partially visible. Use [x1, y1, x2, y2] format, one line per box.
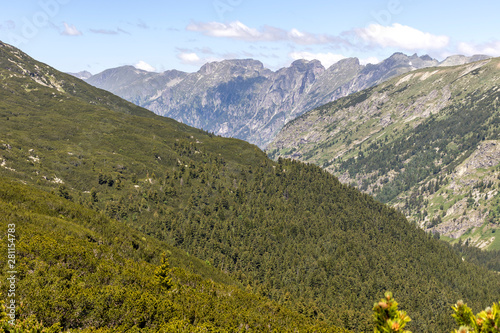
[371, 293, 500, 333]
[373, 292, 411, 333]
[451, 241, 500, 272]
[0, 178, 344, 332]
[1, 41, 500, 332]
[451, 300, 500, 333]
[268, 59, 500, 247]
[339, 91, 500, 203]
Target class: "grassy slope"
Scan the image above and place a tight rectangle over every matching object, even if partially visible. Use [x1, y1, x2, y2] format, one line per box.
[0, 40, 265, 193]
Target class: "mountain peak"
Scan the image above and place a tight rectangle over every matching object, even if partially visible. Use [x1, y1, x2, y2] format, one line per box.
[83, 52, 490, 148]
[330, 57, 360, 68]
[289, 58, 324, 71]
[67, 70, 93, 80]
[439, 54, 492, 67]
[198, 59, 265, 75]
[419, 54, 434, 61]
[389, 52, 408, 58]
[380, 52, 438, 69]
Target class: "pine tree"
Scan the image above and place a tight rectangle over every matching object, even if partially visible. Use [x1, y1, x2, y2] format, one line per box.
[154, 252, 173, 289]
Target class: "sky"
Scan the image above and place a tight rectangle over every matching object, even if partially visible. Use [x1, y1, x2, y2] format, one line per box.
[1, 0, 500, 74]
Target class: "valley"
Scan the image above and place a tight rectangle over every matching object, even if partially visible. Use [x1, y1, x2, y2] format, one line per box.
[268, 58, 500, 249]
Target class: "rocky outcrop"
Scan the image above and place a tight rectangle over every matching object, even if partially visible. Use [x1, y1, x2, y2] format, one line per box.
[455, 141, 500, 177]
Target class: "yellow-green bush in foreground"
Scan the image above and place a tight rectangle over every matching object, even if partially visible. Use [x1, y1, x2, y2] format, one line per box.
[373, 292, 500, 333]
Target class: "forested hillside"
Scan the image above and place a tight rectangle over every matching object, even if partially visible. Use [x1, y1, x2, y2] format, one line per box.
[269, 58, 500, 249]
[2, 41, 500, 332]
[0, 178, 345, 332]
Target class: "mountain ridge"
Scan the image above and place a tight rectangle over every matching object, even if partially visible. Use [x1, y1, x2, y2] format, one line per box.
[79, 52, 489, 148]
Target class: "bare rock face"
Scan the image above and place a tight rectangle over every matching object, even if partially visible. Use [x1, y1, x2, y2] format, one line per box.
[430, 141, 500, 243]
[67, 71, 92, 80]
[83, 53, 449, 148]
[455, 141, 500, 176]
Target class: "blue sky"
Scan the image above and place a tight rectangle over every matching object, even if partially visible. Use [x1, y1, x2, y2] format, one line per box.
[1, 0, 499, 74]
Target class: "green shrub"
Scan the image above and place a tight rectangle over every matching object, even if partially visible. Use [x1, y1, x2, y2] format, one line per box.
[374, 293, 500, 333]
[373, 292, 411, 333]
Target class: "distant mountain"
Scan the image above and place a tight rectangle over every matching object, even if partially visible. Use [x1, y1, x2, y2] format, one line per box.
[85, 65, 188, 105]
[4, 40, 500, 332]
[67, 70, 92, 80]
[268, 57, 500, 249]
[438, 54, 491, 67]
[80, 53, 479, 148]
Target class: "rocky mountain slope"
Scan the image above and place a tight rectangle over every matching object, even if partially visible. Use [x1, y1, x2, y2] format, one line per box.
[438, 54, 491, 67]
[4, 40, 500, 332]
[82, 53, 477, 148]
[268, 58, 500, 249]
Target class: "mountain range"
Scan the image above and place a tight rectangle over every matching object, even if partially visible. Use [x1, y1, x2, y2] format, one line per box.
[79, 53, 489, 148]
[3, 40, 500, 332]
[268, 57, 500, 249]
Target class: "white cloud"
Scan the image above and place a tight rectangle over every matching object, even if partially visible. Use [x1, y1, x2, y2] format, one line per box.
[90, 28, 130, 35]
[90, 28, 118, 35]
[458, 41, 500, 56]
[187, 21, 285, 42]
[61, 22, 82, 36]
[360, 57, 380, 65]
[289, 51, 347, 68]
[288, 29, 305, 39]
[177, 52, 202, 65]
[187, 21, 347, 46]
[288, 29, 318, 44]
[177, 52, 222, 67]
[136, 20, 149, 29]
[357, 23, 449, 50]
[135, 61, 156, 72]
[287, 28, 343, 45]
